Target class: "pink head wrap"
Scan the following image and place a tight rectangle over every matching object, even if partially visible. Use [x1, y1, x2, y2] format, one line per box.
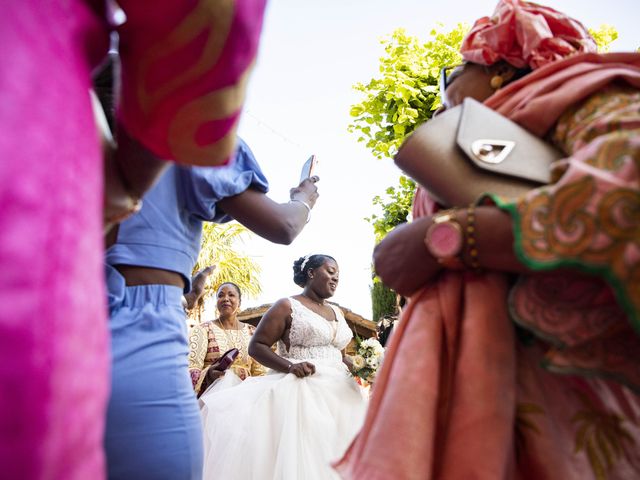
[460, 0, 596, 70]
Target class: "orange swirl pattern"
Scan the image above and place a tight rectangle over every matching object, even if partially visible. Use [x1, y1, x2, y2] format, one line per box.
[136, 0, 236, 117]
[118, 0, 266, 164]
[168, 65, 253, 165]
[514, 86, 640, 326]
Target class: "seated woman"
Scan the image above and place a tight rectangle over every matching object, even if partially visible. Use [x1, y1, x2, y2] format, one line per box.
[189, 282, 266, 397]
[199, 254, 367, 480]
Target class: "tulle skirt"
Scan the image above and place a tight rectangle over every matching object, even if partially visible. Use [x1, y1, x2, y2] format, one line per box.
[200, 360, 368, 480]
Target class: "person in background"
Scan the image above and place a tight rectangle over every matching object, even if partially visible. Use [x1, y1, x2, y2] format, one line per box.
[199, 254, 368, 480]
[377, 296, 404, 347]
[0, 2, 267, 478]
[336, 1, 640, 479]
[189, 282, 266, 397]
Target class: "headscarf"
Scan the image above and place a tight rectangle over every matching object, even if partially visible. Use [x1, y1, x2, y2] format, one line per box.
[460, 0, 596, 70]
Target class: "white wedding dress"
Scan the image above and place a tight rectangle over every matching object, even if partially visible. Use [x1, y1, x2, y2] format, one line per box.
[200, 297, 368, 479]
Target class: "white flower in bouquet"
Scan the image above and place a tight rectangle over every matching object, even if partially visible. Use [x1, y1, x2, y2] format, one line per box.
[365, 356, 379, 368]
[352, 355, 366, 370]
[361, 338, 385, 356]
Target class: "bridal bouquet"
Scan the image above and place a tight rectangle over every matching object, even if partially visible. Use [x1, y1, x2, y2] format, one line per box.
[351, 337, 385, 385]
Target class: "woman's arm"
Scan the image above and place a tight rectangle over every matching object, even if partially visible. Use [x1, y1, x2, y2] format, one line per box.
[248, 299, 315, 377]
[247, 326, 267, 377]
[218, 178, 319, 245]
[373, 205, 531, 297]
[183, 265, 216, 310]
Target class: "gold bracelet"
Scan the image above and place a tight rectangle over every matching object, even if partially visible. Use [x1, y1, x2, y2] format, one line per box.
[465, 204, 481, 271]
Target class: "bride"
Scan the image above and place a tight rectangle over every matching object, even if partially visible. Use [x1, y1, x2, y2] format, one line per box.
[200, 254, 368, 479]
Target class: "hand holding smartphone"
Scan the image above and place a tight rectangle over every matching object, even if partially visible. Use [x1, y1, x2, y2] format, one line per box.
[299, 155, 318, 183]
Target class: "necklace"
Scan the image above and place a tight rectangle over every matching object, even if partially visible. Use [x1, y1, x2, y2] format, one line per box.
[301, 293, 326, 307]
[216, 317, 243, 350]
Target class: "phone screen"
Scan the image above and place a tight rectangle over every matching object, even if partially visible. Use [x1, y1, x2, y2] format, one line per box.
[300, 155, 317, 183]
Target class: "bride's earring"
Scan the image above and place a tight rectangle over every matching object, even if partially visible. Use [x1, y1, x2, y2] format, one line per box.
[490, 74, 504, 89]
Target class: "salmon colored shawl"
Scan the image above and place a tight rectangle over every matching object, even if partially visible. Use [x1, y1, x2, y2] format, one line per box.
[486, 52, 640, 136]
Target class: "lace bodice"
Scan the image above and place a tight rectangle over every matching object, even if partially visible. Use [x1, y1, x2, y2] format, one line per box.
[276, 297, 352, 364]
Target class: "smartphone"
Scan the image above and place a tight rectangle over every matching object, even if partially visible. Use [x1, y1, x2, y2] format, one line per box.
[212, 348, 239, 371]
[299, 155, 318, 183]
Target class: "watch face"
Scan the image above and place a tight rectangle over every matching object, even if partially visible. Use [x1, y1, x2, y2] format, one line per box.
[427, 222, 463, 257]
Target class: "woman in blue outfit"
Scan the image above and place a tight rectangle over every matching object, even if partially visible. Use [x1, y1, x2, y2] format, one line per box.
[104, 138, 319, 480]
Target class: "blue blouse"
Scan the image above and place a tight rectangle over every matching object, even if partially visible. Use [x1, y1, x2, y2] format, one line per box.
[106, 139, 269, 291]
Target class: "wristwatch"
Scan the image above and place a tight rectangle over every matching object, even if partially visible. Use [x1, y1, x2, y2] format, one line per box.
[424, 210, 465, 269]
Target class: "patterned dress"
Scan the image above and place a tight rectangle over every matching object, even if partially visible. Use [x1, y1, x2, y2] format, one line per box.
[189, 321, 266, 395]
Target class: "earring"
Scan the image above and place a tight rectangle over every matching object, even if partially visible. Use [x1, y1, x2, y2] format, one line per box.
[490, 74, 504, 90]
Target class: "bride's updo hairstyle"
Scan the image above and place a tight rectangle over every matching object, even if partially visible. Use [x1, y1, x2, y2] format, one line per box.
[293, 254, 336, 287]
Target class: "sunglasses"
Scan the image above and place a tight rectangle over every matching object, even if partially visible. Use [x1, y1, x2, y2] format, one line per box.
[439, 63, 465, 106]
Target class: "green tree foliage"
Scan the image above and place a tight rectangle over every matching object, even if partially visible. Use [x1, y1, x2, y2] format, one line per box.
[366, 175, 417, 243]
[371, 281, 399, 324]
[189, 222, 261, 323]
[589, 25, 619, 52]
[350, 25, 467, 160]
[355, 25, 466, 319]
[367, 176, 416, 321]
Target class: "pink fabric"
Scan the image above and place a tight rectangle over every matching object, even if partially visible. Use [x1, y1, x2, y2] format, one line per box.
[0, 2, 109, 478]
[0, 0, 267, 477]
[460, 0, 596, 70]
[485, 52, 640, 136]
[117, 0, 267, 165]
[336, 188, 640, 479]
[485, 54, 640, 387]
[335, 191, 518, 480]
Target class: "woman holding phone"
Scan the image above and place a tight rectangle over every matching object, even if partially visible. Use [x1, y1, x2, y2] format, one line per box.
[189, 282, 266, 396]
[104, 138, 319, 479]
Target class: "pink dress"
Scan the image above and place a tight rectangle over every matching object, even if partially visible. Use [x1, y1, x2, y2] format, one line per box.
[0, 1, 265, 478]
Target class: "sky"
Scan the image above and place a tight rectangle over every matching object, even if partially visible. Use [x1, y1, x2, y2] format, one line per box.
[206, 0, 639, 319]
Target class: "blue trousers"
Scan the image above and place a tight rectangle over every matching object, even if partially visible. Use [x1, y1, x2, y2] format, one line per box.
[105, 273, 203, 479]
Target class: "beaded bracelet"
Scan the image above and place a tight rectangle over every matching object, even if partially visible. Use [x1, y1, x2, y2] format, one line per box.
[465, 204, 481, 272]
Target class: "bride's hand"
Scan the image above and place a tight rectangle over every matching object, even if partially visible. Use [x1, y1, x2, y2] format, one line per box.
[342, 354, 355, 373]
[289, 362, 315, 377]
